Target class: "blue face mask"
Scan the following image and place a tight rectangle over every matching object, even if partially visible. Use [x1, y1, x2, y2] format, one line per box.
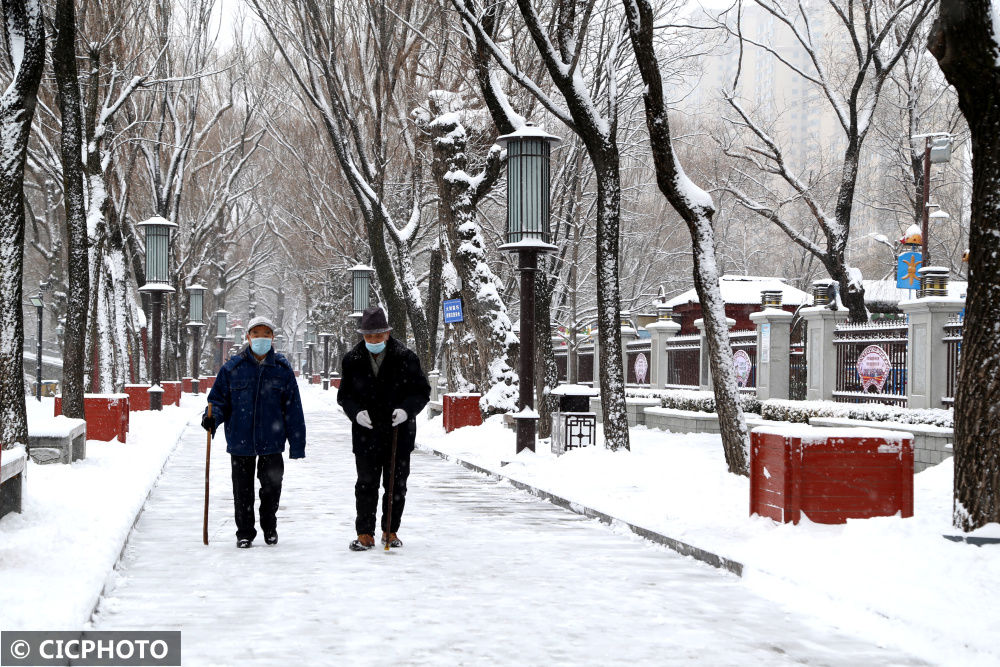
[250, 337, 272, 356]
[365, 340, 386, 355]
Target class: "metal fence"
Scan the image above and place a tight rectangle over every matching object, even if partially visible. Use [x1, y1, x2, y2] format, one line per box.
[833, 320, 908, 406]
[943, 314, 963, 405]
[664, 334, 700, 388]
[729, 329, 757, 393]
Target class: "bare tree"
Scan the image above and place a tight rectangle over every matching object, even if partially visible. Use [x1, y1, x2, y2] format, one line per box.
[622, 0, 748, 474]
[452, 0, 635, 450]
[717, 0, 937, 322]
[927, 0, 1000, 532]
[0, 0, 46, 448]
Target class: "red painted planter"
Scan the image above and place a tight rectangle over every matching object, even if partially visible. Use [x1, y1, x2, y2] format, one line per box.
[124, 384, 151, 411]
[162, 381, 182, 406]
[443, 393, 482, 433]
[55, 394, 129, 443]
[181, 377, 193, 393]
[750, 426, 914, 525]
[311, 374, 322, 385]
[330, 378, 341, 389]
[200, 376, 215, 392]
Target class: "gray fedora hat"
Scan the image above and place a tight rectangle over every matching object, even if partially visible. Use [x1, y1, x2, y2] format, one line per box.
[357, 306, 392, 335]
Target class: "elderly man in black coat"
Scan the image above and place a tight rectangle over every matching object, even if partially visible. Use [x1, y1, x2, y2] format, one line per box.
[337, 306, 430, 551]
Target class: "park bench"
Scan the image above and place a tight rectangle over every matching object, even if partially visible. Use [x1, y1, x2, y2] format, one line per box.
[27, 415, 87, 465]
[0, 445, 26, 519]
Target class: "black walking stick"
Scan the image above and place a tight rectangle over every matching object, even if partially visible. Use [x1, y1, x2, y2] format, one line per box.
[203, 404, 212, 545]
[385, 425, 399, 551]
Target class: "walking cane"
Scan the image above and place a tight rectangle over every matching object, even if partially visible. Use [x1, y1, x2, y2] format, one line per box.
[385, 425, 399, 551]
[203, 404, 212, 545]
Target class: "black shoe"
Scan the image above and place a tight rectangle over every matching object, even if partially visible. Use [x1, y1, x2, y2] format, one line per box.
[237, 538, 252, 549]
[349, 534, 375, 551]
[264, 530, 278, 545]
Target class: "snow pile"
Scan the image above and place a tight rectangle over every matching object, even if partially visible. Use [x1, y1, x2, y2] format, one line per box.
[0, 398, 194, 629]
[417, 412, 1000, 665]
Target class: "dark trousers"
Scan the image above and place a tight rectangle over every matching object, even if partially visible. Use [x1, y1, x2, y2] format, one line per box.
[231, 453, 284, 541]
[354, 443, 411, 536]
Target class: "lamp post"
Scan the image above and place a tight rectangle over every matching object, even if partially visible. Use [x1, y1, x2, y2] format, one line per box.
[349, 264, 375, 318]
[497, 123, 561, 453]
[137, 216, 178, 411]
[319, 332, 333, 390]
[233, 324, 244, 352]
[914, 133, 952, 270]
[187, 283, 207, 394]
[295, 338, 304, 375]
[215, 309, 229, 372]
[276, 333, 286, 354]
[29, 291, 44, 401]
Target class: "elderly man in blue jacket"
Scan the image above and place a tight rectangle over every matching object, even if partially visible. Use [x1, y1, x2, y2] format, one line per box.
[202, 315, 306, 548]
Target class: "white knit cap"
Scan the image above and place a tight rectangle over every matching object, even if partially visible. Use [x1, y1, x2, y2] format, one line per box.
[246, 316, 276, 334]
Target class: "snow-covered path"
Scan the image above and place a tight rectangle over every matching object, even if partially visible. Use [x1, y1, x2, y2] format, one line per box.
[92, 400, 925, 665]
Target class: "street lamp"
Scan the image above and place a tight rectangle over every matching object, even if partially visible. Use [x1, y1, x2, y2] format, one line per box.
[319, 331, 333, 390]
[187, 283, 207, 394]
[294, 337, 304, 375]
[497, 122, 561, 453]
[29, 291, 43, 401]
[215, 309, 229, 372]
[137, 216, 178, 410]
[914, 132, 952, 270]
[349, 264, 375, 317]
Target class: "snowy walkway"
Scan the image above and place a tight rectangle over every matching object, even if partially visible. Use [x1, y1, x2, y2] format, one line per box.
[92, 401, 926, 665]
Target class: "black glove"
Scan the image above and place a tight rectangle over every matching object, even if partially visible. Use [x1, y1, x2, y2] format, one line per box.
[201, 412, 216, 433]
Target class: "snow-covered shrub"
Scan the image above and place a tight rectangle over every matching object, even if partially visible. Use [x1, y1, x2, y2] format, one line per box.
[623, 388, 761, 414]
[760, 399, 953, 427]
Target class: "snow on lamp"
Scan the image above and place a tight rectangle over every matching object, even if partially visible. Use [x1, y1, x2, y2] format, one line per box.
[497, 123, 561, 249]
[349, 264, 374, 316]
[187, 284, 206, 324]
[137, 216, 178, 291]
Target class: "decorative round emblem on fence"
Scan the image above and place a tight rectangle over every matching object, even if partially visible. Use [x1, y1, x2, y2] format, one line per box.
[856, 345, 891, 393]
[733, 350, 752, 387]
[634, 353, 649, 384]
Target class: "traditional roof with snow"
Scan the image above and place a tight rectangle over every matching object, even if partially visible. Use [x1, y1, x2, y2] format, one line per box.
[664, 275, 811, 308]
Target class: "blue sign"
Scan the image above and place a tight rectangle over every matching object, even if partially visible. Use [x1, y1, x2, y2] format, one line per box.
[896, 251, 923, 290]
[443, 298, 464, 324]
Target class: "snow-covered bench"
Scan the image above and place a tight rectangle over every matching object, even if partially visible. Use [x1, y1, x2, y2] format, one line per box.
[27, 415, 87, 465]
[0, 445, 26, 519]
[807, 417, 951, 473]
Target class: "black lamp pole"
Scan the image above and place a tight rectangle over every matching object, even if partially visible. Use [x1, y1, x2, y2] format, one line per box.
[30, 292, 43, 401]
[497, 123, 560, 454]
[137, 217, 178, 411]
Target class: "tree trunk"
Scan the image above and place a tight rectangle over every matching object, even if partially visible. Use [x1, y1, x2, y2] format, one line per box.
[0, 0, 45, 448]
[53, 0, 89, 419]
[623, 0, 748, 473]
[591, 157, 630, 451]
[928, 0, 1000, 530]
[424, 246, 442, 368]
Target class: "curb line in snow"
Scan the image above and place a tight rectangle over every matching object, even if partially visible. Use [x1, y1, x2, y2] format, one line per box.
[419, 445, 744, 577]
[85, 421, 194, 626]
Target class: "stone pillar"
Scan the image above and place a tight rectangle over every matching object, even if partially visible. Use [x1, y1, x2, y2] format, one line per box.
[899, 272, 964, 409]
[591, 327, 600, 389]
[428, 369, 441, 402]
[801, 304, 848, 401]
[695, 316, 736, 392]
[750, 308, 794, 400]
[646, 307, 681, 388]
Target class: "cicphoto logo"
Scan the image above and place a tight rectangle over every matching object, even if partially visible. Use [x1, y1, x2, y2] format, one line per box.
[1, 631, 180, 666]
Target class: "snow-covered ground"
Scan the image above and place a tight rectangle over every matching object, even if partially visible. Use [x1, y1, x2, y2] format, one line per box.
[0, 398, 193, 628]
[2, 384, 998, 666]
[416, 410, 1000, 667]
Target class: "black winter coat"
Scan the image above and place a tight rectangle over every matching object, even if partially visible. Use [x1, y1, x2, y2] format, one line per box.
[337, 337, 430, 454]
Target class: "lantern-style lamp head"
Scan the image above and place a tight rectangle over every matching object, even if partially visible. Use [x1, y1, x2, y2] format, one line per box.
[294, 338, 303, 354]
[187, 283, 207, 325]
[215, 309, 229, 338]
[233, 324, 244, 342]
[348, 264, 375, 316]
[497, 123, 561, 253]
[137, 216, 178, 293]
[276, 333, 286, 351]
[29, 293, 43, 308]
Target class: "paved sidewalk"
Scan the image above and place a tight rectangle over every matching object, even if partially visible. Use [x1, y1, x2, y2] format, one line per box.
[92, 404, 925, 665]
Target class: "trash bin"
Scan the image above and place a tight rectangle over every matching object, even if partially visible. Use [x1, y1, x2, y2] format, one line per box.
[550, 385, 599, 455]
